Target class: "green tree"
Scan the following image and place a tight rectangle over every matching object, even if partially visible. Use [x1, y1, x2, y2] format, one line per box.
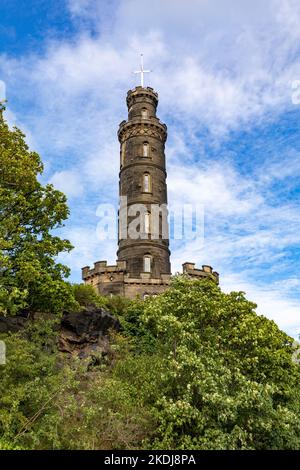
[117, 277, 300, 449]
[73, 284, 106, 308]
[0, 327, 80, 450]
[0, 104, 75, 315]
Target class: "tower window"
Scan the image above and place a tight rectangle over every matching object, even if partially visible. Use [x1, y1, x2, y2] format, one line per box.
[143, 142, 149, 157]
[143, 173, 151, 192]
[144, 212, 151, 234]
[121, 143, 126, 167]
[143, 255, 151, 273]
[141, 108, 148, 119]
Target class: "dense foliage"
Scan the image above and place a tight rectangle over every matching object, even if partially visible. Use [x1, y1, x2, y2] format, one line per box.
[1, 278, 300, 450]
[0, 105, 76, 315]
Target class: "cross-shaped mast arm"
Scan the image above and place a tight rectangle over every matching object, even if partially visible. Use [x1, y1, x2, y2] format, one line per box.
[133, 54, 152, 87]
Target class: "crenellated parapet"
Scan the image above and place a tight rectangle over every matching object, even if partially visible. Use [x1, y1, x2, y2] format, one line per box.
[82, 260, 171, 299]
[126, 86, 158, 109]
[82, 259, 219, 299]
[82, 260, 126, 278]
[182, 262, 219, 284]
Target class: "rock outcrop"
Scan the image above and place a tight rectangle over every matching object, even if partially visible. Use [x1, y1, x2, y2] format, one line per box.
[0, 307, 121, 361]
[0, 315, 28, 333]
[58, 307, 121, 360]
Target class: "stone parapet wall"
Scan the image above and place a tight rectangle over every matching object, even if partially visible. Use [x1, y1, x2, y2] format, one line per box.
[182, 262, 219, 284]
[82, 260, 218, 299]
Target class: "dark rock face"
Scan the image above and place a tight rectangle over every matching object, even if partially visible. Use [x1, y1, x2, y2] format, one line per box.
[0, 307, 121, 361]
[61, 307, 120, 338]
[59, 307, 121, 359]
[0, 315, 27, 333]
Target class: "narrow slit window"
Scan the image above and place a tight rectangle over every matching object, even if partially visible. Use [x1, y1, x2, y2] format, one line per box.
[121, 143, 125, 167]
[143, 142, 149, 157]
[143, 173, 151, 192]
[144, 255, 151, 273]
[144, 212, 151, 234]
[141, 108, 148, 119]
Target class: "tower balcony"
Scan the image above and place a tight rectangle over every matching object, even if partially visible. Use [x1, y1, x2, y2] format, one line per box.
[118, 117, 167, 144]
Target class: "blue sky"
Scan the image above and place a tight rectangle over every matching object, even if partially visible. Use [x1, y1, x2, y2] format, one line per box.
[1, 0, 300, 336]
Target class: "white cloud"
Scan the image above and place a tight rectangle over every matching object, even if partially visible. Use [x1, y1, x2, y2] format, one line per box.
[83, 142, 119, 188]
[1, 0, 298, 144]
[58, 225, 116, 278]
[169, 164, 299, 271]
[274, 0, 300, 40]
[49, 170, 84, 198]
[169, 162, 261, 216]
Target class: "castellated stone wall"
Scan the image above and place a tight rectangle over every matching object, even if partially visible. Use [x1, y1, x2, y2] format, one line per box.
[82, 261, 170, 299]
[82, 261, 219, 300]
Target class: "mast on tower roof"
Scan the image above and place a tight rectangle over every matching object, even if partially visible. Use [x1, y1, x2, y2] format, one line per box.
[133, 54, 152, 88]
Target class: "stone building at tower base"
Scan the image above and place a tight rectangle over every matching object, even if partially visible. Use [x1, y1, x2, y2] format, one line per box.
[82, 261, 219, 299]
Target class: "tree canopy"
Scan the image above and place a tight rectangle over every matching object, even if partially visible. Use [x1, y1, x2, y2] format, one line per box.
[0, 104, 75, 315]
[124, 277, 300, 449]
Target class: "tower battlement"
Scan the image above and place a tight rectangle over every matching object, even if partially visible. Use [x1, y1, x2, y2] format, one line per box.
[82, 260, 219, 299]
[82, 260, 171, 298]
[182, 263, 219, 284]
[126, 86, 158, 108]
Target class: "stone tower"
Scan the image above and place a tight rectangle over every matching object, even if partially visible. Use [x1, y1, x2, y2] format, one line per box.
[117, 86, 171, 279]
[82, 85, 219, 299]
